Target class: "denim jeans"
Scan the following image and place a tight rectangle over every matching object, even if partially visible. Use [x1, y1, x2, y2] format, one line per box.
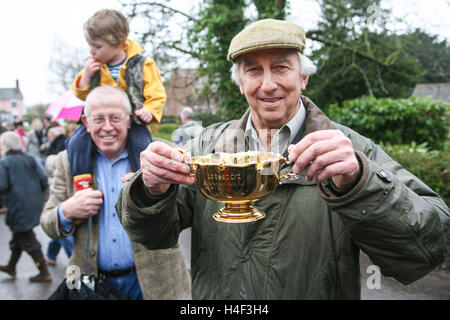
[46, 236, 74, 260]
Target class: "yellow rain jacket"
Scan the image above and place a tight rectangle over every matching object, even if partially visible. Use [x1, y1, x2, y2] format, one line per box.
[72, 39, 166, 124]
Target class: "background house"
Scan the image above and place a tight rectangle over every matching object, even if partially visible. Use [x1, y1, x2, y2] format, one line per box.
[163, 68, 218, 118]
[0, 80, 24, 123]
[412, 83, 450, 103]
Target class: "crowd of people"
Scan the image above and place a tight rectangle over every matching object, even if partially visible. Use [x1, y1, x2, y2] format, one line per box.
[0, 8, 448, 301]
[1, 9, 191, 300]
[0, 117, 78, 281]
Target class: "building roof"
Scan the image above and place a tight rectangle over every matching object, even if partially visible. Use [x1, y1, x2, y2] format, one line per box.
[0, 88, 23, 101]
[411, 83, 450, 103]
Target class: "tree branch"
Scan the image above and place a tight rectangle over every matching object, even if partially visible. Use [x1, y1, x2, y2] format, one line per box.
[122, 1, 198, 22]
[165, 43, 201, 59]
[306, 31, 388, 68]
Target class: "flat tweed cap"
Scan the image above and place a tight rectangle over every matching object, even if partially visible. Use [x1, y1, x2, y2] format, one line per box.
[227, 19, 306, 62]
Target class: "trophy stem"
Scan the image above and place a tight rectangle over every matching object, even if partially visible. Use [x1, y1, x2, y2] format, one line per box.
[213, 202, 265, 223]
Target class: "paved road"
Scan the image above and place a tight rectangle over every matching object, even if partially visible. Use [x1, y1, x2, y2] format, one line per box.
[0, 213, 448, 300]
[0, 214, 68, 300]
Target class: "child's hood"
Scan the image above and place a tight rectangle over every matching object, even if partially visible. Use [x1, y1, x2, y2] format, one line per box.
[124, 39, 144, 59]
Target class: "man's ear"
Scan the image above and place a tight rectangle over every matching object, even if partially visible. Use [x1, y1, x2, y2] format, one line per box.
[239, 84, 245, 95]
[128, 113, 132, 129]
[81, 115, 90, 132]
[300, 74, 309, 91]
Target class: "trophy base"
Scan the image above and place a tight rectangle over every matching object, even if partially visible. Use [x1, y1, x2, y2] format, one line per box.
[213, 203, 265, 223]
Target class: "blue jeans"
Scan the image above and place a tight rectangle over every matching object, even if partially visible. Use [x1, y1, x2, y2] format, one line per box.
[46, 236, 74, 260]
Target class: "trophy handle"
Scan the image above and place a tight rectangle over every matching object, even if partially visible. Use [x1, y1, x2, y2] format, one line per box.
[177, 148, 195, 178]
[278, 157, 297, 182]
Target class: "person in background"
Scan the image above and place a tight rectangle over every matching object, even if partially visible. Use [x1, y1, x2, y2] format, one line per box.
[26, 118, 49, 168]
[40, 86, 190, 299]
[42, 115, 52, 132]
[172, 106, 204, 148]
[66, 120, 78, 137]
[44, 126, 73, 266]
[13, 121, 27, 151]
[44, 154, 74, 266]
[46, 125, 66, 156]
[0, 131, 50, 282]
[116, 19, 449, 299]
[172, 106, 204, 274]
[0, 122, 9, 215]
[67, 9, 166, 193]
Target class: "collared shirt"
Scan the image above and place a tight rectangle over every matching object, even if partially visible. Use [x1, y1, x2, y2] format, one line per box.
[245, 99, 306, 154]
[58, 149, 134, 271]
[58, 149, 142, 299]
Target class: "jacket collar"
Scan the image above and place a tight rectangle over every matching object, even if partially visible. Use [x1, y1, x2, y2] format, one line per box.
[123, 39, 144, 63]
[213, 95, 335, 154]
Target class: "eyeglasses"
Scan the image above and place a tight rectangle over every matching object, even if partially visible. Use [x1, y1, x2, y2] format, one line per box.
[89, 114, 128, 126]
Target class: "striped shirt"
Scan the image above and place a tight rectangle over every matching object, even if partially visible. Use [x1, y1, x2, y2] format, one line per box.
[108, 56, 127, 82]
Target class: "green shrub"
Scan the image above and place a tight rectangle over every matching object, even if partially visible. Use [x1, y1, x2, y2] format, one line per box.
[326, 96, 449, 150]
[381, 142, 449, 207]
[196, 112, 223, 127]
[160, 115, 180, 124]
[151, 123, 179, 142]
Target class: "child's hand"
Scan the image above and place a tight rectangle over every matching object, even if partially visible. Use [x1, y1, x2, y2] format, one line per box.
[134, 109, 153, 123]
[84, 57, 101, 78]
[77, 57, 101, 88]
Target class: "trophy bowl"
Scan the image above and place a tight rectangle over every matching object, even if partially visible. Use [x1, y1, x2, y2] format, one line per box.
[186, 151, 294, 223]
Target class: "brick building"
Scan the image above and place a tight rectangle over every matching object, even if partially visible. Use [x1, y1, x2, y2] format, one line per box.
[163, 68, 218, 117]
[0, 80, 24, 123]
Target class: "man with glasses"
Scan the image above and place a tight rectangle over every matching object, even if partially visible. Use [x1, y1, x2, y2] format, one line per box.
[40, 86, 190, 300]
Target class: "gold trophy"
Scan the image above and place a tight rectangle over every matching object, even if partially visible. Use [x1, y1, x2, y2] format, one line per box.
[184, 151, 295, 223]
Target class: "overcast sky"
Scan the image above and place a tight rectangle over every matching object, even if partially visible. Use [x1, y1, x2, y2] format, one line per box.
[0, 0, 448, 109]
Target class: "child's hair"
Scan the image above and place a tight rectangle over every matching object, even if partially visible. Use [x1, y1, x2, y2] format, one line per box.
[83, 9, 129, 46]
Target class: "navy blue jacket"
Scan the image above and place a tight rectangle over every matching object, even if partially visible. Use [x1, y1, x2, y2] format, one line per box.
[0, 150, 48, 232]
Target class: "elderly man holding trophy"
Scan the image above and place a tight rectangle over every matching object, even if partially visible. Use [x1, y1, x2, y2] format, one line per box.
[116, 19, 449, 299]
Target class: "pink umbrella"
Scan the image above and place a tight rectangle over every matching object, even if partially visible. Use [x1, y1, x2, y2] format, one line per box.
[46, 90, 84, 121]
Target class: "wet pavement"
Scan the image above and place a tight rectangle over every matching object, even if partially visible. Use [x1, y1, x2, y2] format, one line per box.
[0, 214, 68, 300]
[0, 213, 449, 300]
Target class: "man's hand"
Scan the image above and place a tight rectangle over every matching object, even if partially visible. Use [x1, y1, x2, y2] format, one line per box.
[140, 141, 195, 196]
[77, 57, 101, 89]
[288, 130, 360, 190]
[61, 188, 103, 220]
[134, 109, 153, 123]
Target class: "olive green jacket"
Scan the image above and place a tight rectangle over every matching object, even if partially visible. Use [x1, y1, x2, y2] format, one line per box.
[117, 96, 449, 299]
[40, 150, 191, 300]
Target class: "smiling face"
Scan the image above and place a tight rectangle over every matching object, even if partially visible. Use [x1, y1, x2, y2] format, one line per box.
[237, 48, 309, 130]
[82, 96, 130, 162]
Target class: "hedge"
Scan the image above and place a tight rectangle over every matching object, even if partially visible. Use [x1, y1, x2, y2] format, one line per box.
[326, 96, 449, 150]
[382, 142, 449, 208]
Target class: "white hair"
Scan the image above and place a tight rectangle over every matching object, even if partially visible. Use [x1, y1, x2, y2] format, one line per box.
[180, 106, 195, 120]
[230, 52, 317, 87]
[1, 131, 22, 154]
[84, 85, 132, 117]
[47, 126, 66, 140]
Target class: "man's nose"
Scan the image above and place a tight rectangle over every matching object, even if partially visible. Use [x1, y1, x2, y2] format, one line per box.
[261, 72, 277, 92]
[102, 119, 115, 129]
